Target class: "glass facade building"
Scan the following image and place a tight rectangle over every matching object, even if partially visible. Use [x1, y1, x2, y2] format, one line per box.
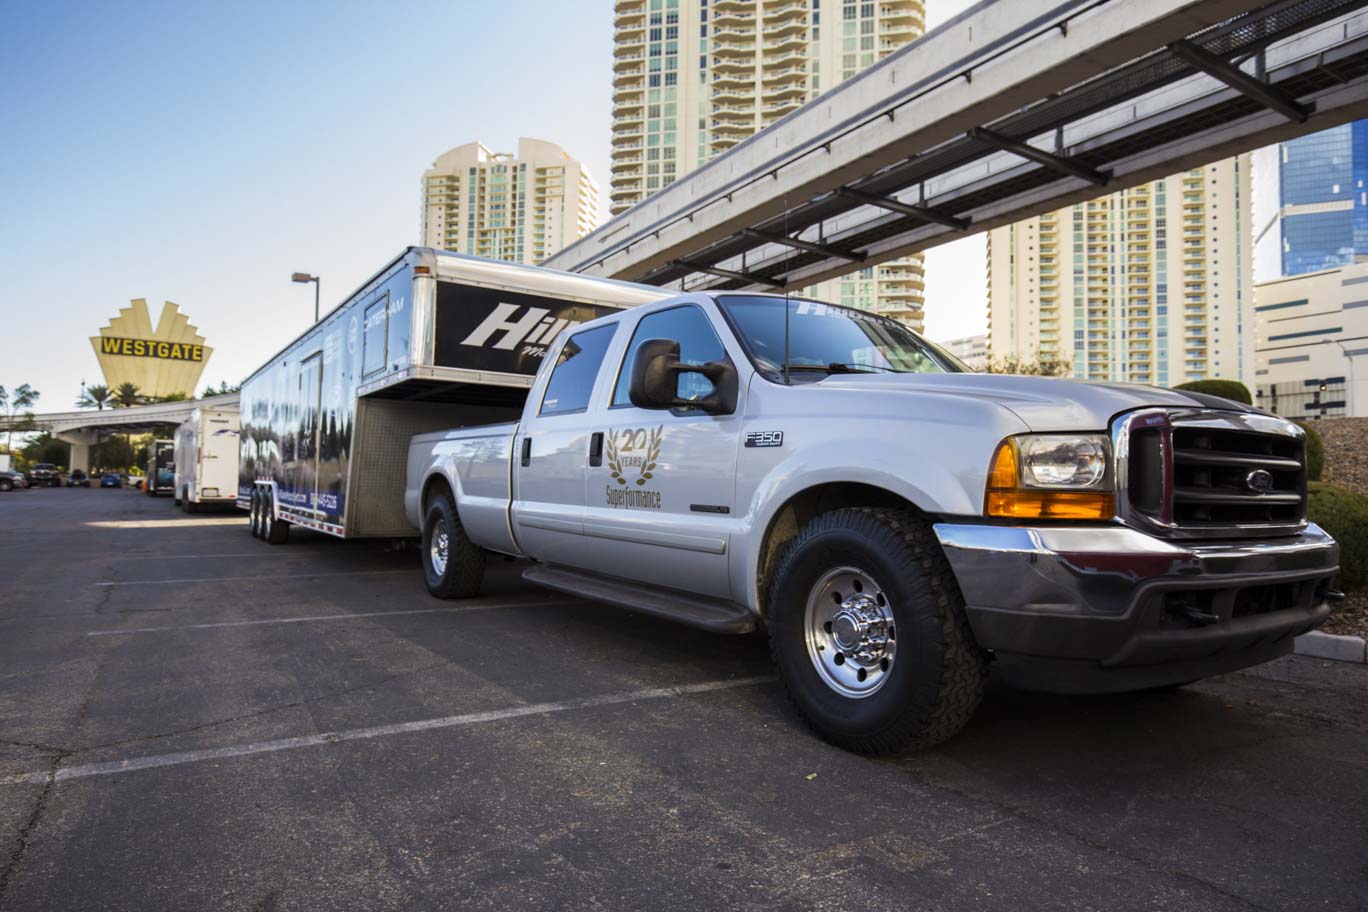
[1254, 120, 1368, 279]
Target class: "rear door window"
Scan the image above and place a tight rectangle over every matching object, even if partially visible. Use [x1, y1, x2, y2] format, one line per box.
[539, 324, 618, 416]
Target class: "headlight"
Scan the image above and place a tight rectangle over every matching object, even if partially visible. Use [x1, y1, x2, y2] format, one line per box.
[1017, 435, 1109, 489]
[985, 434, 1114, 520]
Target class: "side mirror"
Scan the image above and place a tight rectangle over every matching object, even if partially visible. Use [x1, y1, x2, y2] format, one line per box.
[628, 338, 738, 415]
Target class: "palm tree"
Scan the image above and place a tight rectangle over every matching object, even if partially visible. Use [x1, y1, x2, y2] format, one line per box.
[0, 383, 40, 454]
[76, 384, 111, 410]
[111, 382, 143, 408]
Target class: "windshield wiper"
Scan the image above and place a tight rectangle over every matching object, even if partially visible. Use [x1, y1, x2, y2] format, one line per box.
[779, 362, 901, 378]
[831, 362, 899, 373]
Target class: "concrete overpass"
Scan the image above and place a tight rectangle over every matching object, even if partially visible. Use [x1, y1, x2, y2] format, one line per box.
[1, 394, 239, 471]
[546, 0, 1368, 291]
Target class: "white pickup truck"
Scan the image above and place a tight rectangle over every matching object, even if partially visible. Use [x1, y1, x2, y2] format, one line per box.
[405, 291, 1341, 753]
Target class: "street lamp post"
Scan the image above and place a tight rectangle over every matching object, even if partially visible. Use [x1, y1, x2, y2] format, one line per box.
[291, 272, 320, 323]
[1323, 338, 1358, 417]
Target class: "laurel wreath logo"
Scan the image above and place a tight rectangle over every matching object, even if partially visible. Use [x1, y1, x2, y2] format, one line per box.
[606, 426, 663, 487]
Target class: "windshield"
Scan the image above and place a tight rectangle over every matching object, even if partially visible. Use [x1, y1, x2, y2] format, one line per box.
[716, 295, 963, 382]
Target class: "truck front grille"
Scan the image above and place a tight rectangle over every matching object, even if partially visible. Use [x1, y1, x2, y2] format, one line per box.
[1119, 410, 1308, 539]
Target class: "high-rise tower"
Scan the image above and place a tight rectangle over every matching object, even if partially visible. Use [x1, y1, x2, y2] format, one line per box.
[609, 0, 927, 327]
[987, 158, 1255, 388]
[422, 138, 598, 266]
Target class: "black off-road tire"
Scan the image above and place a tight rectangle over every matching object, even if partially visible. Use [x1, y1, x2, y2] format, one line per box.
[263, 491, 289, 545]
[422, 492, 484, 599]
[767, 507, 988, 755]
[0, 478, 12, 492]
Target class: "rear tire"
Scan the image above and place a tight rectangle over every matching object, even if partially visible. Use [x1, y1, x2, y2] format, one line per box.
[263, 491, 289, 545]
[249, 490, 262, 538]
[422, 491, 483, 598]
[0, 479, 12, 492]
[767, 507, 988, 755]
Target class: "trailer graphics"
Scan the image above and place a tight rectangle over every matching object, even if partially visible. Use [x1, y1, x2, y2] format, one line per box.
[237, 248, 672, 540]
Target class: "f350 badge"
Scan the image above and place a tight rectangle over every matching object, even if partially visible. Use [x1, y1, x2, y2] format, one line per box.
[745, 431, 784, 448]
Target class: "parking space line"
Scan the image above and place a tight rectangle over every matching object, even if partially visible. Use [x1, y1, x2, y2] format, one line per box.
[0, 676, 774, 787]
[85, 599, 579, 636]
[94, 570, 413, 587]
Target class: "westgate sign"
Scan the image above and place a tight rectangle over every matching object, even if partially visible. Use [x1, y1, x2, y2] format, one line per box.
[98, 337, 206, 362]
[90, 299, 213, 398]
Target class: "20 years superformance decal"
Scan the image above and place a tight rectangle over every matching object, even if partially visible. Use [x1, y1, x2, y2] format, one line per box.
[604, 426, 663, 510]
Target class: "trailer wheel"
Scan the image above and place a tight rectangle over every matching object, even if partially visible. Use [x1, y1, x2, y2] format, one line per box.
[766, 507, 988, 755]
[263, 491, 289, 545]
[422, 492, 483, 599]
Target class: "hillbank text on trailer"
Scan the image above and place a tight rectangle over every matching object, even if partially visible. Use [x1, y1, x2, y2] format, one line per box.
[238, 248, 671, 543]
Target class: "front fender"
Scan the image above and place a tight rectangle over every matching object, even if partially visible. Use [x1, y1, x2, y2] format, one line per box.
[729, 387, 1030, 615]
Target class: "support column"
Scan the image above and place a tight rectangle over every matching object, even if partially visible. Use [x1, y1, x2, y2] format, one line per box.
[53, 429, 102, 472]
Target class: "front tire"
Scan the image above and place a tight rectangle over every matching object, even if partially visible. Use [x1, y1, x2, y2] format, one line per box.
[767, 507, 988, 755]
[249, 489, 262, 538]
[422, 492, 483, 598]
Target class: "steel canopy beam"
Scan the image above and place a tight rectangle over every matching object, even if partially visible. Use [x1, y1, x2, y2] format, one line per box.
[1167, 39, 1312, 122]
[740, 228, 866, 262]
[968, 127, 1111, 186]
[672, 260, 785, 289]
[834, 187, 971, 230]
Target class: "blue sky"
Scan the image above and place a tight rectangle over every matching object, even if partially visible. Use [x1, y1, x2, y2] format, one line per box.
[0, 0, 984, 412]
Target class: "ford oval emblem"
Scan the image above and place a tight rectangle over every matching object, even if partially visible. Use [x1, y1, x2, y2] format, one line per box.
[1246, 469, 1274, 493]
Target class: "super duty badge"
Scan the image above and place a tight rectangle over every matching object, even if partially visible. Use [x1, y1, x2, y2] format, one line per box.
[745, 431, 784, 448]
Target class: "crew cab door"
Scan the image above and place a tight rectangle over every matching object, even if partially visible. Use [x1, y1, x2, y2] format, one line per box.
[510, 322, 620, 565]
[574, 303, 744, 600]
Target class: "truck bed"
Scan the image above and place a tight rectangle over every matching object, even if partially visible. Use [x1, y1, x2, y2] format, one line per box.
[405, 421, 520, 555]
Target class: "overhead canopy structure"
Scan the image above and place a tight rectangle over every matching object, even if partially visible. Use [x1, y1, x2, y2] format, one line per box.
[545, 0, 1368, 291]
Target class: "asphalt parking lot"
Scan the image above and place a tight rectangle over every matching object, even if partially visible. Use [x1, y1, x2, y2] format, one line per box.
[1, 488, 1365, 911]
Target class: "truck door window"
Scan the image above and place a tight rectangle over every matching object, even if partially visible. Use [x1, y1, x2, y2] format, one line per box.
[612, 305, 726, 407]
[539, 323, 618, 416]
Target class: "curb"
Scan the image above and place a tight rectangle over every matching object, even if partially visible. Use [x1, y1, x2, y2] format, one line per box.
[1294, 631, 1368, 664]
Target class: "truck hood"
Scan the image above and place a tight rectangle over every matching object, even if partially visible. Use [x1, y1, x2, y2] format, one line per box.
[812, 373, 1253, 432]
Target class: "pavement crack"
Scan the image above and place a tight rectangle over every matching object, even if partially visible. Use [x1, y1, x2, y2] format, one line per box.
[0, 739, 67, 756]
[77, 660, 449, 754]
[0, 694, 91, 909]
[895, 767, 1281, 912]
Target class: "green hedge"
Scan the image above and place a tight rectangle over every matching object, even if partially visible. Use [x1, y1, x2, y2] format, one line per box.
[1296, 422, 1325, 482]
[1308, 482, 1368, 592]
[1172, 379, 1253, 405]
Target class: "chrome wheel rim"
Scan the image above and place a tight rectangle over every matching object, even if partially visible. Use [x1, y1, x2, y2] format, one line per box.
[804, 566, 896, 698]
[430, 519, 449, 577]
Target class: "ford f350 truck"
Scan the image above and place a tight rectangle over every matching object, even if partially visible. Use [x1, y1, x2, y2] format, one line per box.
[405, 291, 1341, 754]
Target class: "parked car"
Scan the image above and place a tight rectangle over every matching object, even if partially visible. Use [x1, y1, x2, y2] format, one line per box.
[0, 470, 28, 491]
[99, 472, 122, 488]
[66, 470, 88, 487]
[28, 463, 61, 488]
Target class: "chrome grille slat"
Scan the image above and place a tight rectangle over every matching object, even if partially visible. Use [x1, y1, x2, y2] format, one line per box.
[1172, 451, 1302, 471]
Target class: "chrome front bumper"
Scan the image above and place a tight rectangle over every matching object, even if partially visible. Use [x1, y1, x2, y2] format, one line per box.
[933, 522, 1340, 693]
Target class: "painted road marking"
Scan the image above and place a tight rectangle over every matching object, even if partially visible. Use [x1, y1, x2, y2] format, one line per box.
[0, 676, 774, 787]
[86, 599, 579, 636]
[84, 518, 246, 529]
[94, 570, 413, 587]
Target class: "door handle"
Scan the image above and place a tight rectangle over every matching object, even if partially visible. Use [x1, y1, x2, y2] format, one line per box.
[520, 437, 532, 467]
[589, 432, 604, 467]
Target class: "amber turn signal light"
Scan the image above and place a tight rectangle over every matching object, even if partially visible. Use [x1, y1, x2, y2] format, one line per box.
[984, 439, 1115, 521]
